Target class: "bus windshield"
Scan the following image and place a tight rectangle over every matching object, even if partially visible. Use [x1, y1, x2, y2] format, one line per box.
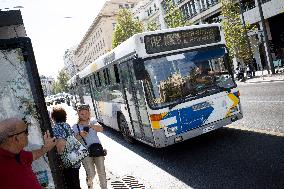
[143, 47, 236, 109]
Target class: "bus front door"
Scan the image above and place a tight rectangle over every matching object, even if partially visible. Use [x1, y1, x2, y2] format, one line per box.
[119, 60, 154, 143]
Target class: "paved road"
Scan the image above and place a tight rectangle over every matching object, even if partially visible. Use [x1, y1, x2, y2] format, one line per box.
[231, 81, 284, 133]
[101, 126, 284, 189]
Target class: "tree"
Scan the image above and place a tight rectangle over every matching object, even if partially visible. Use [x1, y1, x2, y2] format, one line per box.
[164, 0, 189, 28]
[221, 0, 255, 64]
[112, 9, 143, 48]
[147, 21, 159, 31]
[51, 81, 60, 94]
[51, 69, 69, 94]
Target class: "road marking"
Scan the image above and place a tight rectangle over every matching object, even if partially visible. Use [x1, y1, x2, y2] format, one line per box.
[238, 80, 284, 85]
[247, 100, 284, 103]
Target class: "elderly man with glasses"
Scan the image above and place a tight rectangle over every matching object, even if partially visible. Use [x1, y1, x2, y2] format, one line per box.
[0, 118, 56, 189]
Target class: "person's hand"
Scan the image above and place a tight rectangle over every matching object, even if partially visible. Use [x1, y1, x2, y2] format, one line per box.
[90, 124, 103, 132]
[79, 131, 88, 138]
[42, 130, 56, 152]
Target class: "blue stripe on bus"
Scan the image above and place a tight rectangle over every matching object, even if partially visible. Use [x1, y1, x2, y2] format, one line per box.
[163, 103, 214, 134]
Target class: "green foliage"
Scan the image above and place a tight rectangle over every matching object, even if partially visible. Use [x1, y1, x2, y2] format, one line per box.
[51, 81, 60, 94]
[164, 0, 188, 28]
[52, 69, 69, 94]
[147, 21, 159, 31]
[221, 0, 255, 64]
[112, 9, 143, 48]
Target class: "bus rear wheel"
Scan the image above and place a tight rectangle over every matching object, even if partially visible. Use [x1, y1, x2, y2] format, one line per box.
[118, 114, 134, 144]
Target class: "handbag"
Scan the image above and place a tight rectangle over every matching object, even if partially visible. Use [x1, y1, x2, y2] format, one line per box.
[77, 124, 106, 157]
[60, 124, 89, 168]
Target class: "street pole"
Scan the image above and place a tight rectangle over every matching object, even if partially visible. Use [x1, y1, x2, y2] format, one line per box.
[255, 0, 275, 74]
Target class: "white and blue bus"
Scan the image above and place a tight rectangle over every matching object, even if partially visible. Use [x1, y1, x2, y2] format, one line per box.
[69, 23, 243, 148]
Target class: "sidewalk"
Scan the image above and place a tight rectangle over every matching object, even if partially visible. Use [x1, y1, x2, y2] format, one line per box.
[237, 68, 284, 84]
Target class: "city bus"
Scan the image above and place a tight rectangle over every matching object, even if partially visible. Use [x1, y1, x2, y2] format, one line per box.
[69, 23, 243, 148]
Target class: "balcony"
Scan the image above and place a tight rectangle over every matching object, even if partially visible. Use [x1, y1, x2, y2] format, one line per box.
[243, 0, 284, 24]
[241, 0, 272, 12]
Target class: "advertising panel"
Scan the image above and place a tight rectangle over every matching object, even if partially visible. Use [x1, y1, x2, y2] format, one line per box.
[0, 37, 65, 189]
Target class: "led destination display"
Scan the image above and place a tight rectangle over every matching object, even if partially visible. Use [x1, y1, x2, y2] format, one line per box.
[144, 26, 221, 54]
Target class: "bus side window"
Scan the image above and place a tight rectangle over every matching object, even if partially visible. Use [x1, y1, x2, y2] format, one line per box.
[106, 68, 111, 85]
[97, 72, 102, 87]
[103, 68, 111, 85]
[103, 69, 107, 85]
[90, 75, 96, 90]
[93, 74, 98, 87]
[113, 64, 120, 83]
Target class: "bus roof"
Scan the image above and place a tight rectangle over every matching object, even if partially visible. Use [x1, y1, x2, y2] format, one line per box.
[77, 23, 224, 79]
[67, 74, 77, 85]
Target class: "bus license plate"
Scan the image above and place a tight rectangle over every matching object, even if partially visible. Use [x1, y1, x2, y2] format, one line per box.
[203, 125, 215, 133]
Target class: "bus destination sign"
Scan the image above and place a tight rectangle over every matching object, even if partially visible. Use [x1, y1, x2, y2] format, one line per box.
[144, 26, 221, 54]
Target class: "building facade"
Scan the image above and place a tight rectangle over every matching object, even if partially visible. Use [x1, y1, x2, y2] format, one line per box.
[160, 0, 221, 25]
[242, 0, 284, 71]
[40, 75, 54, 96]
[63, 47, 77, 78]
[73, 0, 139, 72]
[132, 0, 166, 30]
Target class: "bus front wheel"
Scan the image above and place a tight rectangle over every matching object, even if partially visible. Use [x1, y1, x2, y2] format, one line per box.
[118, 114, 134, 144]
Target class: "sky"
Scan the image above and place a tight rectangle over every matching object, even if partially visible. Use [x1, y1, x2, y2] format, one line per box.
[0, 0, 107, 77]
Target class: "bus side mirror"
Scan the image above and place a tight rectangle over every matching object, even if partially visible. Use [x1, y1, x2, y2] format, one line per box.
[133, 59, 146, 80]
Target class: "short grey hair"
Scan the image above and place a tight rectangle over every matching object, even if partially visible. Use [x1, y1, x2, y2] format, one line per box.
[0, 118, 18, 144]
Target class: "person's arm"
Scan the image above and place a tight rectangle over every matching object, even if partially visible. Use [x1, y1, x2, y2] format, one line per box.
[56, 139, 66, 154]
[32, 130, 56, 160]
[72, 124, 88, 140]
[75, 131, 88, 140]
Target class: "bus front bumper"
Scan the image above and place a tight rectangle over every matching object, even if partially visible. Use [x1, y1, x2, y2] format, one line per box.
[154, 112, 243, 148]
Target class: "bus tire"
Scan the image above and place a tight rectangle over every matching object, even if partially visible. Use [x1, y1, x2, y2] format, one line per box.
[118, 114, 135, 144]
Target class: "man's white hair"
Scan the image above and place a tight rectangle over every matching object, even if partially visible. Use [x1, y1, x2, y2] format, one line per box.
[0, 118, 19, 144]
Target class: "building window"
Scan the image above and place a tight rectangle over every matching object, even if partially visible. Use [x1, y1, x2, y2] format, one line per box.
[112, 22, 116, 29]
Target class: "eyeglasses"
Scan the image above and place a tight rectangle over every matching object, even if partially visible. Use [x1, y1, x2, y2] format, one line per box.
[9, 127, 29, 137]
[77, 104, 90, 111]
